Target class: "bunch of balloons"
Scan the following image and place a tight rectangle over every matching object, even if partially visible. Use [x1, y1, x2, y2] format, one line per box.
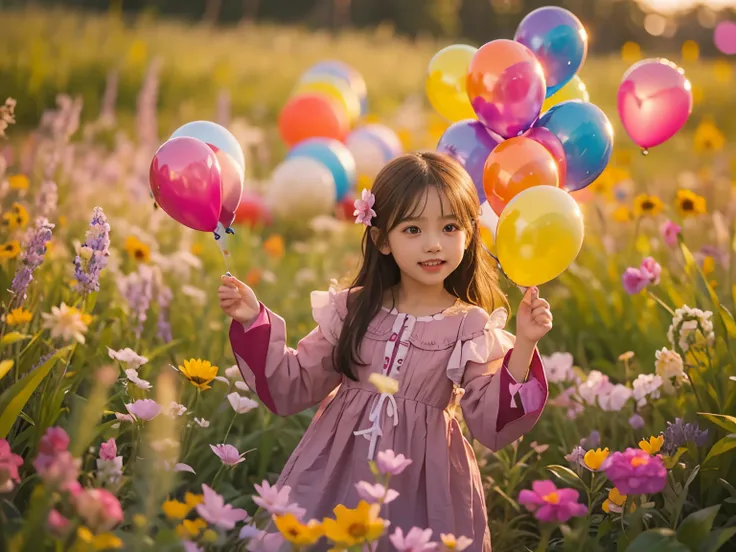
[149, 121, 246, 266]
[429, 6, 612, 287]
[269, 60, 403, 220]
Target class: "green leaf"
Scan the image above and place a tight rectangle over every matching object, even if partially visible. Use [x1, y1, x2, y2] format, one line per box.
[144, 338, 183, 362]
[0, 331, 30, 347]
[698, 413, 736, 434]
[675, 505, 720, 550]
[700, 527, 736, 552]
[545, 464, 585, 489]
[0, 346, 71, 438]
[626, 529, 691, 552]
[703, 434, 736, 465]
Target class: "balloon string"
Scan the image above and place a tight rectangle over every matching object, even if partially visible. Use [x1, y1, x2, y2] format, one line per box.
[219, 247, 232, 277]
[483, 246, 527, 293]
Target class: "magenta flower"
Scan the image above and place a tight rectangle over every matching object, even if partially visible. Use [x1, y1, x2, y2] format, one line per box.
[252, 480, 306, 518]
[518, 480, 588, 523]
[355, 481, 399, 504]
[47, 509, 71, 537]
[0, 439, 24, 493]
[389, 527, 437, 551]
[196, 484, 248, 530]
[34, 451, 80, 490]
[124, 399, 161, 421]
[622, 267, 649, 295]
[39, 427, 70, 456]
[376, 449, 413, 476]
[601, 448, 667, 495]
[210, 444, 248, 466]
[353, 189, 377, 227]
[661, 220, 681, 247]
[640, 257, 662, 285]
[99, 438, 117, 461]
[74, 488, 124, 531]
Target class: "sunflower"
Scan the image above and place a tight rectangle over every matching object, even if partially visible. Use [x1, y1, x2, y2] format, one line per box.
[693, 120, 724, 153]
[274, 514, 324, 546]
[633, 194, 663, 217]
[1, 203, 29, 231]
[322, 501, 387, 548]
[177, 358, 218, 390]
[676, 189, 706, 217]
[124, 236, 151, 263]
[0, 240, 21, 259]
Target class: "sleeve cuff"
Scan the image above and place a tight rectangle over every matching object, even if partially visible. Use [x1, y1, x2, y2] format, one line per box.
[501, 348, 546, 412]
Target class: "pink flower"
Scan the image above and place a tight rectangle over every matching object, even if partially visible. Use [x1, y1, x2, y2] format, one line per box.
[661, 220, 681, 247]
[47, 509, 71, 537]
[182, 542, 202, 552]
[245, 532, 285, 552]
[99, 438, 117, 461]
[640, 257, 662, 285]
[174, 463, 196, 474]
[390, 527, 437, 551]
[353, 189, 377, 227]
[597, 384, 633, 412]
[74, 488, 124, 531]
[541, 352, 574, 383]
[210, 444, 248, 466]
[34, 451, 80, 489]
[601, 448, 667, 495]
[252, 480, 306, 518]
[196, 484, 249, 530]
[0, 439, 24, 493]
[124, 399, 161, 421]
[39, 427, 70, 456]
[518, 480, 588, 523]
[376, 449, 413, 476]
[355, 481, 399, 504]
[622, 267, 649, 295]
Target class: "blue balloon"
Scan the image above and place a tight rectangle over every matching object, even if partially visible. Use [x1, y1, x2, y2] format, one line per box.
[301, 60, 369, 117]
[286, 138, 357, 201]
[514, 7, 588, 97]
[534, 101, 613, 191]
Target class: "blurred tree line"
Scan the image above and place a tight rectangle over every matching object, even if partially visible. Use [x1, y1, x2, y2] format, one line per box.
[11, 0, 736, 54]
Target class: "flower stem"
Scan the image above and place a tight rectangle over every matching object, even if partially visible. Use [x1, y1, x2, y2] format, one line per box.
[211, 464, 226, 489]
[223, 412, 237, 443]
[534, 525, 553, 552]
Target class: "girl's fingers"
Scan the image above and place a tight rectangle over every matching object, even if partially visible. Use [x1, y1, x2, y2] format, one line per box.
[534, 314, 552, 325]
[530, 298, 550, 310]
[531, 306, 552, 318]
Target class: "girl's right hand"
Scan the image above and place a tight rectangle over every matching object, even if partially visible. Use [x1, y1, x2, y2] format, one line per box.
[218, 275, 260, 325]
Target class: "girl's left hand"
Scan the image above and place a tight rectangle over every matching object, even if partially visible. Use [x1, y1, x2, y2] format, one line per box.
[515, 286, 553, 344]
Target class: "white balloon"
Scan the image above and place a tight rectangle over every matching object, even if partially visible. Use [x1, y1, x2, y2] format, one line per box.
[479, 200, 499, 239]
[346, 124, 403, 181]
[268, 157, 336, 221]
[170, 120, 246, 174]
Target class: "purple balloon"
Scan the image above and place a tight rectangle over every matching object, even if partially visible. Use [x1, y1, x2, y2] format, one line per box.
[149, 137, 223, 232]
[437, 120, 503, 203]
[524, 127, 568, 189]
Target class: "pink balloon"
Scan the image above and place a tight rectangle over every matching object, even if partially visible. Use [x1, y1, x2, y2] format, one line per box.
[524, 126, 567, 189]
[617, 58, 692, 150]
[714, 21, 736, 55]
[149, 137, 222, 232]
[210, 146, 245, 228]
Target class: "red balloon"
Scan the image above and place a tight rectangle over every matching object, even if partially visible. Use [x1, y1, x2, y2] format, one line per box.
[149, 137, 222, 232]
[524, 127, 568, 188]
[234, 190, 272, 228]
[278, 93, 349, 147]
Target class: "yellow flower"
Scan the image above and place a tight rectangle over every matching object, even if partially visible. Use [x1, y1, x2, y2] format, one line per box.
[2, 203, 29, 231]
[583, 448, 610, 471]
[132, 514, 147, 528]
[7, 174, 29, 190]
[702, 256, 715, 276]
[162, 499, 190, 520]
[693, 120, 724, 153]
[639, 435, 664, 455]
[177, 358, 218, 390]
[440, 533, 473, 551]
[274, 513, 324, 546]
[322, 501, 387, 547]
[6, 307, 32, 326]
[184, 492, 203, 507]
[633, 194, 663, 217]
[612, 206, 632, 223]
[201, 529, 219, 544]
[92, 533, 123, 550]
[602, 487, 635, 514]
[0, 240, 20, 259]
[77, 527, 94, 544]
[0, 360, 14, 380]
[190, 243, 204, 256]
[368, 373, 399, 395]
[176, 518, 207, 539]
[124, 236, 151, 263]
[676, 189, 707, 217]
[263, 235, 285, 259]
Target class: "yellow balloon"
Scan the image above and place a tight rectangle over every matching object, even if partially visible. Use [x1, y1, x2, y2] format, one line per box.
[426, 44, 478, 123]
[295, 77, 361, 124]
[542, 75, 590, 113]
[496, 186, 584, 287]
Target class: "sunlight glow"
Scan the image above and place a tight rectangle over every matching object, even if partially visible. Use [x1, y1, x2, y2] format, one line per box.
[637, 0, 736, 14]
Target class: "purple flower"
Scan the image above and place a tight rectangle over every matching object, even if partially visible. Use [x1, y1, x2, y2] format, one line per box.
[640, 257, 662, 285]
[601, 448, 667, 495]
[662, 418, 709, 456]
[353, 189, 377, 227]
[74, 207, 110, 294]
[376, 449, 412, 476]
[11, 217, 54, 303]
[518, 480, 588, 523]
[661, 220, 681, 247]
[629, 413, 646, 430]
[210, 444, 248, 466]
[622, 267, 649, 295]
[117, 266, 154, 339]
[580, 431, 601, 450]
[35, 179, 58, 220]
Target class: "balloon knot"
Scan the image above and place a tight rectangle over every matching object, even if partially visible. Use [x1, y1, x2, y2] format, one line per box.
[226, 227, 235, 235]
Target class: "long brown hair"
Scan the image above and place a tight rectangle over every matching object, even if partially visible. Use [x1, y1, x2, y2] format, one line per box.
[334, 151, 506, 381]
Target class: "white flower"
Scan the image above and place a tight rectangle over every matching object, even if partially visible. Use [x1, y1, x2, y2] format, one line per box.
[294, 268, 317, 286]
[166, 401, 187, 417]
[124, 369, 152, 390]
[41, 303, 91, 344]
[667, 305, 715, 353]
[655, 347, 687, 394]
[541, 352, 575, 383]
[181, 285, 207, 306]
[108, 347, 148, 370]
[235, 381, 250, 392]
[227, 393, 259, 414]
[193, 417, 210, 428]
[598, 384, 632, 412]
[224, 365, 241, 380]
[632, 374, 663, 408]
[576, 371, 612, 405]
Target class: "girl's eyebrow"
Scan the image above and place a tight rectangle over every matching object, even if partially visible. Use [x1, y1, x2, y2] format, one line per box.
[402, 214, 459, 222]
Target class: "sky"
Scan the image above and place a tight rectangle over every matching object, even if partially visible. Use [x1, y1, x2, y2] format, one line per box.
[637, 0, 736, 13]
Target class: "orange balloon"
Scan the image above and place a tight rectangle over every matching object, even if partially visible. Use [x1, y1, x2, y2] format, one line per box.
[278, 93, 349, 147]
[483, 136, 560, 217]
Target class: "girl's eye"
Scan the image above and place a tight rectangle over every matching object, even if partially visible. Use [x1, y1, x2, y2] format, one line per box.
[443, 224, 459, 232]
[403, 226, 421, 235]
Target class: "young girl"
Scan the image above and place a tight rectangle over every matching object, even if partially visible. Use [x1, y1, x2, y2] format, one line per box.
[219, 152, 552, 551]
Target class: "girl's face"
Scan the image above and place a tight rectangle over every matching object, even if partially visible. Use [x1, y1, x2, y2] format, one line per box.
[377, 187, 468, 289]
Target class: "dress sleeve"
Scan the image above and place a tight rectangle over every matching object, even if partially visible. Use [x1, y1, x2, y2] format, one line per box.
[447, 307, 548, 452]
[228, 288, 346, 416]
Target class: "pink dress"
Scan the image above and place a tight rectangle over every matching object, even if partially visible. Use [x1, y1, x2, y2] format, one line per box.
[229, 287, 548, 551]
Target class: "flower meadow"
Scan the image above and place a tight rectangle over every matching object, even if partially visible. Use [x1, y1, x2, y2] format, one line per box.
[1, 10, 736, 552]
